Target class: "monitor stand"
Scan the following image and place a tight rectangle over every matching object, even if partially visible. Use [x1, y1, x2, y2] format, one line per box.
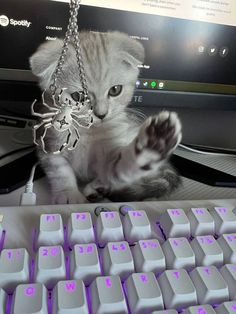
[171, 154, 236, 188]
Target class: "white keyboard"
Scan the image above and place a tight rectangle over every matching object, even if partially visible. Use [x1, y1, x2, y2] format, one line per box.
[0, 199, 236, 314]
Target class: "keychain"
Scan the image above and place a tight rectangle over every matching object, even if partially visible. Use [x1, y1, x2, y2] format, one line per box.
[31, 0, 93, 154]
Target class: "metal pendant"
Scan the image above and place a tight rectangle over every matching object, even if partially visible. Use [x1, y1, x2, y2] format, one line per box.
[32, 88, 93, 154]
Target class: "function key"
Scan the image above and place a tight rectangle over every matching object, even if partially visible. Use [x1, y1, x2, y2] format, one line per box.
[11, 283, 47, 314]
[67, 212, 95, 246]
[53, 280, 89, 314]
[96, 211, 124, 247]
[210, 207, 236, 235]
[70, 243, 101, 286]
[123, 210, 152, 243]
[159, 209, 190, 238]
[119, 205, 135, 216]
[125, 272, 164, 313]
[38, 214, 64, 246]
[187, 208, 215, 236]
[90, 275, 128, 314]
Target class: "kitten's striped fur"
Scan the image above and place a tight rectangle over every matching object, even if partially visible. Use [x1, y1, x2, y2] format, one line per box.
[30, 31, 182, 204]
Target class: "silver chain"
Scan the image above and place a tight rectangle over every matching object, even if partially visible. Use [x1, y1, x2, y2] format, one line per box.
[50, 0, 89, 99]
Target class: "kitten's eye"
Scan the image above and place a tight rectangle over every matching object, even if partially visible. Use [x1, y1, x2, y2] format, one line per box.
[71, 91, 84, 102]
[108, 85, 123, 97]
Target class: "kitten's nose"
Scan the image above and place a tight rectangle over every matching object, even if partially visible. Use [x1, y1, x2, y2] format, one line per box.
[95, 113, 106, 120]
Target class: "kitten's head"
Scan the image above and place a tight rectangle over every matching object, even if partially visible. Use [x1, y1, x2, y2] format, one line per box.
[30, 31, 145, 124]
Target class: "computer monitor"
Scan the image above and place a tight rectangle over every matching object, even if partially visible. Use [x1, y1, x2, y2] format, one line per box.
[1, 0, 236, 150]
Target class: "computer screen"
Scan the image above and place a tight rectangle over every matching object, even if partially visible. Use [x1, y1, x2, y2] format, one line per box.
[1, 0, 236, 148]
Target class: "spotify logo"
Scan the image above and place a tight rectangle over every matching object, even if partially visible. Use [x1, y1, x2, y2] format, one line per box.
[0, 15, 9, 27]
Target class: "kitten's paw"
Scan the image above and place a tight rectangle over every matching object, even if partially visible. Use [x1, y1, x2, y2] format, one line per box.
[83, 181, 110, 202]
[135, 111, 182, 168]
[51, 189, 88, 204]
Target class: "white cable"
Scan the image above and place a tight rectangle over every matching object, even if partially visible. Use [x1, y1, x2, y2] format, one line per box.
[179, 143, 236, 157]
[20, 162, 40, 206]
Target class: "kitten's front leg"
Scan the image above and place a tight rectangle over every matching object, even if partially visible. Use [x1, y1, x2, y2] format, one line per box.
[113, 111, 182, 183]
[40, 154, 88, 204]
[84, 111, 182, 201]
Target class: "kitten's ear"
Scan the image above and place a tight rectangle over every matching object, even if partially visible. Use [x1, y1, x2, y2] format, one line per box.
[30, 39, 64, 89]
[111, 32, 145, 68]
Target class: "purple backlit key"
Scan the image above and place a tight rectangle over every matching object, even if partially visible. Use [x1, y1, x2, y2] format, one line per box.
[53, 280, 89, 314]
[0, 248, 30, 292]
[159, 208, 190, 238]
[190, 266, 229, 305]
[218, 234, 236, 263]
[35, 245, 66, 289]
[215, 301, 236, 313]
[102, 241, 134, 281]
[162, 237, 195, 269]
[191, 235, 224, 267]
[183, 304, 216, 314]
[220, 264, 236, 300]
[67, 212, 95, 246]
[123, 210, 152, 243]
[90, 275, 128, 314]
[210, 207, 236, 235]
[151, 310, 178, 314]
[38, 214, 64, 246]
[70, 243, 101, 286]
[96, 211, 124, 247]
[125, 272, 164, 314]
[158, 269, 197, 310]
[132, 239, 166, 273]
[11, 283, 47, 314]
[187, 208, 215, 236]
[0, 288, 6, 314]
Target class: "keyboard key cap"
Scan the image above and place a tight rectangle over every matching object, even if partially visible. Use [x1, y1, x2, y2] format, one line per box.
[125, 272, 164, 313]
[119, 205, 135, 216]
[158, 269, 197, 309]
[70, 243, 101, 286]
[38, 214, 64, 246]
[218, 234, 236, 263]
[123, 210, 152, 243]
[183, 304, 216, 314]
[162, 237, 195, 269]
[90, 275, 128, 314]
[67, 212, 95, 246]
[187, 208, 215, 236]
[190, 266, 229, 304]
[210, 208, 236, 235]
[102, 241, 134, 281]
[151, 311, 178, 314]
[215, 301, 236, 314]
[53, 280, 89, 314]
[191, 236, 223, 267]
[159, 208, 190, 238]
[132, 239, 166, 273]
[0, 288, 6, 314]
[96, 211, 124, 247]
[0, 248, 30, 292]
[36, 246, 66, 289]
[220, 264, 236, 300]
[11, 283, 47, 314]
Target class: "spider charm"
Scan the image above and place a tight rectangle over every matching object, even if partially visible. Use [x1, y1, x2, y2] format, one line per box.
[32, 88, 93, 154]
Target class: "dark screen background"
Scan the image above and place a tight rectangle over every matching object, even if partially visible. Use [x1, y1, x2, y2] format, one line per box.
[1, 0, 236, 85]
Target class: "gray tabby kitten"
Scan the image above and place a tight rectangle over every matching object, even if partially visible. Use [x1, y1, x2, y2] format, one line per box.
[30, 31, 182, 204]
